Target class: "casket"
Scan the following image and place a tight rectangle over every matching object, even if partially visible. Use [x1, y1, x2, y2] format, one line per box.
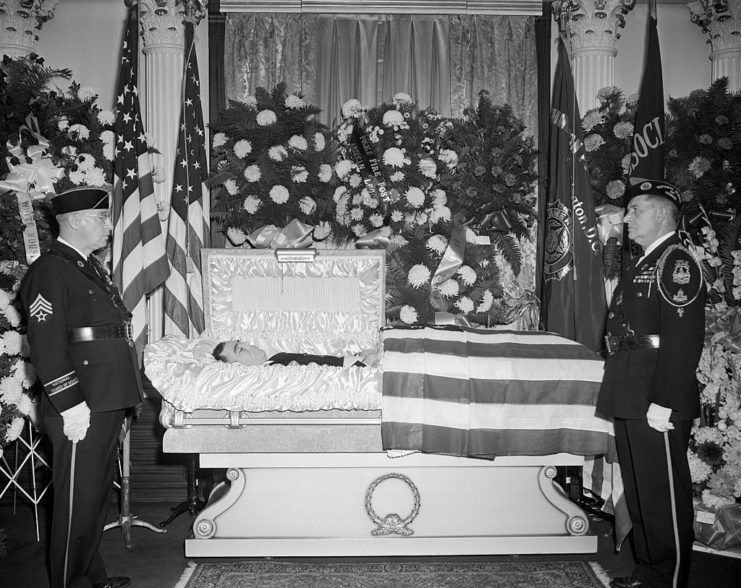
[144, 248, 602, 557]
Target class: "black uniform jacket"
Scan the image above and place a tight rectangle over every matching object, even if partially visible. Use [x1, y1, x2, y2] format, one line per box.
[596, 234, 705, 421]
[20, 240, 143, 415]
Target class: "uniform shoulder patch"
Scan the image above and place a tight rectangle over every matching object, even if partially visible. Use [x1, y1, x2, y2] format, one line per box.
[29, 293, 53, 322]
[656, 244, 703, 312]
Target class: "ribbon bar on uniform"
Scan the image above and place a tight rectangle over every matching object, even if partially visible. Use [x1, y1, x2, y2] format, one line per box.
[69, 324, 132, 343]
[604, 334, 660, 355]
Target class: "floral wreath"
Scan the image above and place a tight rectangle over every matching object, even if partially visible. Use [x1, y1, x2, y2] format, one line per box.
[208, 82, 337, 247]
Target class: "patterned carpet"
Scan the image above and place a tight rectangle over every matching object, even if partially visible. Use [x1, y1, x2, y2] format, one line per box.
[180, 560, 608, 587]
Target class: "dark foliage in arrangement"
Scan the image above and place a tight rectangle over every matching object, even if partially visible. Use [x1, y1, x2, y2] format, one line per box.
[207, 82, 337, 245]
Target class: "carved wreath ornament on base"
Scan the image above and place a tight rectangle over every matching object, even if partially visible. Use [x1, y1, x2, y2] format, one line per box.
[364, 473, 421, 536]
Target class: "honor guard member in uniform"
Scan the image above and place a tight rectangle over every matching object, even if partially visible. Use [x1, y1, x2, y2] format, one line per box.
[21, 187, 140, 588]
[597, 181, 705, 588]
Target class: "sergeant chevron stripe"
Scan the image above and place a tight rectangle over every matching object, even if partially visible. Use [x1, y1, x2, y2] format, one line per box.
[164, 21, 209, 338]
[111, 7, 169, 357]
[29, 293, 53, 322]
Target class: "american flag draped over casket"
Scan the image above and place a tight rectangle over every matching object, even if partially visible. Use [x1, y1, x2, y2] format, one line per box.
[381, 326, 617, 461]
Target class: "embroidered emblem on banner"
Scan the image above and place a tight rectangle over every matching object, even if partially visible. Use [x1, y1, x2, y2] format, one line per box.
[672, 259, 690, 285]
[29, 293, 53, 322]
[544, 201, 573, 281]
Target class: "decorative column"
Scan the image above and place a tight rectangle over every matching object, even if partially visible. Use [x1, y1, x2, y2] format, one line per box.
[138, 0, 207, 340]
[688, 0, 741, 92]
[552, 0, 636, 113]
[0, 0, 59, 58]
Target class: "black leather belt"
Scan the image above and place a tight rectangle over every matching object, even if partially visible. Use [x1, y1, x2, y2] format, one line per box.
[604, 334, 660, 355]
[69, 324, 133, 342]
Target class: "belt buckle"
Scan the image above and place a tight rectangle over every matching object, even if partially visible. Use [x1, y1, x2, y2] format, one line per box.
[124, 321, 133, 341]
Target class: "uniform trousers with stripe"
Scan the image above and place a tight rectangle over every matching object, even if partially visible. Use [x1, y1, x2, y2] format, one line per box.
[614, 418, 694, 588]
[44, 409, 125, 588]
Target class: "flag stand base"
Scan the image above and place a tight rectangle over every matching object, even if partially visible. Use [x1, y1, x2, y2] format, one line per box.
[104, 419, 167, 549]
[158, 454, 206, 528]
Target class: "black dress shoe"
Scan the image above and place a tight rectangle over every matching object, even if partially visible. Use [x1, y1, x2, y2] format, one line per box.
[93, 577, 131, 588]
[609, 577, 642, 588]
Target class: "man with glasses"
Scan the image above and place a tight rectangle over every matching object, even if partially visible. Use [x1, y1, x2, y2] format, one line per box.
[21, 186, 139, 588]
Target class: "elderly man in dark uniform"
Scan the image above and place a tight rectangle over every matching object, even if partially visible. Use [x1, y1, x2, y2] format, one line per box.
[597, 181, 705, 588]
[21, 187, 139, 588]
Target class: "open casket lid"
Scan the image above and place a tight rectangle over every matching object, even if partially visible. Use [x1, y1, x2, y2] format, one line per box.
[202, 248, 386, 356]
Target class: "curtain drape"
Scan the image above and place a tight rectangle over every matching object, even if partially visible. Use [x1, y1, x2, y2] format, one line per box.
[223, 13, 537, 136]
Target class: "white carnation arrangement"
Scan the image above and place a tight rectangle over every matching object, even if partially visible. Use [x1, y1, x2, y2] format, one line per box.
[0, 263, 37, 456]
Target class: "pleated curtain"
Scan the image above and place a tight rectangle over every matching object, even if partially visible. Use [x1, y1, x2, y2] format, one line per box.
[223, 13, 537, 137]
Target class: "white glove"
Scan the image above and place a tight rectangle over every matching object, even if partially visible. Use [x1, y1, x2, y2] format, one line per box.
[646, 402, 674, 433]
[61, 402, 91, 443]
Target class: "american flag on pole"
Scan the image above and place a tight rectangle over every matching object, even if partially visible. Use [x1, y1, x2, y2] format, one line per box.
[112, 6, 170, 357]
[163, 21, 209, 337]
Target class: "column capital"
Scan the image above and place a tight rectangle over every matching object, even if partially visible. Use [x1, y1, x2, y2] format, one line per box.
[0, 0, 59, 57]
[688, 0, 741, 52]
[138, 0, 207, 49]
[552, 0, 637, 51]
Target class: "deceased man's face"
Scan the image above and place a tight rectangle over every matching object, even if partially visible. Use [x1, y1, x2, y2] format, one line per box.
[220, 341, 268, 366]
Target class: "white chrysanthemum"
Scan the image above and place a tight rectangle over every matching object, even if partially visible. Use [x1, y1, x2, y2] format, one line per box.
[0, 289, 11, 309]
[408, 264, 431, 288]
[318, 164, 332, 183]
[68, 170, 85, 185]
[78, 86, 97, 101]
[352, 193, 363, 206]
[349, 173, 363, 188]
[457, 265, 477, 286]
[352, 224, 367, 237]
[16, 393, 32, 416]
[418, 157, 437, 179]
[369, 214, 384, 228]
[383, 110, 405, 127]
[57, 116, 69, 131]
[84, 167, 106, 187]
[243, 195, 261, 214]
[291, 165, 309, 183]
[581, 110, 604, 133]
[393, 92, 413, 106]
[689, 156, 712, 178]
[416, 212, 429, 226]
[455, 296, 474, 313]
[400, 305, 418, 325]
[269, 185, 289, 204]
[224, 179, 239, 195]
[605, 180, 626, 200]
[22, 361, 35, 389]
[430, 205, 451, 224]
[350, 207, 364, 221]
[299, 197, 316, 215]
[226, 227, 247, 245]
[69, 124, 90, 140]
[98, 109, 115, 126]
[688, 451, 713, 484]
[613, 122, 633, 139]
[426, 235, 448, 255]
[335, 159, 353, 179]
[314, 132, 326, 152]
[584, 134, 605, 152]
[477, 289, 494, 313]
[341, 99, 364, 119]
[431, 189, 447, 206]
[288, 135, 308, 151]
[256, 109, 277, 126]
[702, 488, 734, 509]
[390, 210, 403, 223]
[313, 221, 332, 241]
[285, 95, 305, 109]
[241, 95, 257, 108]
[0, 376, 23, 405]
[405, 186, 425, 208]
[212, 132, 228, 148]
[333, 186, 347, 203]
[383, 147, 406, 168]
[268, 145, 288, 161]
[233, 139, 252, 159]
[102, 142, 115, 162]
[5, 417, 25, 443]
[390, 171, 405, 183]
[437, 148, 458, 168]
[100, 130, 115, 144]
[439, 279, 460, 298]
[243, 165, 261, 182]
